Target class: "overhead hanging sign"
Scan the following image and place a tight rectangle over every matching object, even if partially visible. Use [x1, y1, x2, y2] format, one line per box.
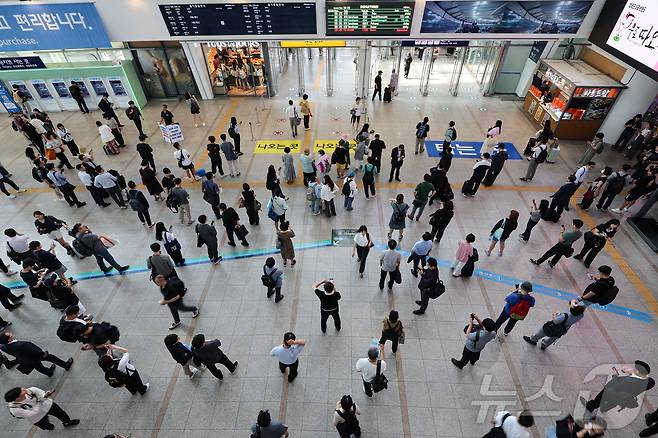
[0, 56, 46, 70]
[0, 3, 110, 51]
[400, 40, 468, 47]
[281, 40, 346, 48]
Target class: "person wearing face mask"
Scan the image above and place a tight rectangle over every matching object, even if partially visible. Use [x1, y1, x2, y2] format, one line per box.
[573, 219, 620, 268]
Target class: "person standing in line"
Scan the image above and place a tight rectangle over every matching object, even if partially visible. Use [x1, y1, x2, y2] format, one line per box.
[483, 143, 509, 186]
[315, 149, 331, 181]
[350, 97, 364, 127]
[452, 233, 475, 277]
[409, 232, 433, 277]
[299, 94, 312, 130]
[530, 219, 584, 268]
[368, 133, 386, 173]
[98, 345, 150, 395]
[611, 114, 642, 151]
[98, 94, 122, 126]
[379, 310, 403, 357]
[451, 314, 497, 369]
[241, 183, 260, 225]
[219, 203, 249, 247]
[5, 228, 32, 263]
[160, 104, 175, 126]
[191, 334, 238, 380]
[268, 189, 289, 231]
[171, 178, 194, 225]
[485, 210, 519, 257]
[355, 346, 386, 397]
[372, 70, 383, 101]
[284, 99, 299, 137]
[352, 225, 373, 279]
[520, 136, 548, 182]
[611, 166, 658, 213]
[387, 194, 408, 240]
[408, 174, 435, 221]
[333, 395, 361, 438]
[574, 162, 596, 189]
[263, 257, 284, 303]
[55, 123, 79, 156]
[266, 164, 284, 197]
[139, 160, 164, 202]
[331, 141, 349, 179]
[481, 120, 502, 155]
[219, 133, 240, 177]
[308, 177, 322, 216]
[33, 211, 75, 256]
[313, 279, 341, 333]
[462, 153, 491, 197]
[147, 243, 178, 280]
[578, 166, 612, 209]
[361, 157, 377, 200]
[5, 386, 79, 430]
[163, 334, 200, 379]
[93, 166, 126, 208]
[96, 120, 120, 154]
[125, 101, 145, 137]
[270, 332, 306, 382]
[44, 133, 73, 169]
[126, 181, 153, 227]
[573, 219, 619, 268]
[342, 173, 357, 211]
[184, 92, 206, 127]
[389, 144, 405, 182]
[252, 410, 289, 438]
[443, 120, 457, 153]
[300, 148, 316, 187]
[523, 300, 585, 350]
[136, 135, 156, 171]
[154, 274, 200, 330]
[413, 257, 441, 315]
[578, 265, 617, 308]
[11, 85, 30, 114]
[228, 116, 242, 155]
[155, 222, 185, 266]
[428, 200, 454, 243]
[577, 133, 604, 166]
[321, 175, 338, 217]
[173, 142, 199, 181]
[379, 239, 401, 292]
[206, 135, 225, 177]
[277, 221, 296, 266]
[201, 172, 222, 220]
[414, 117, 430, 154]
[518, 200, 547, 244]
[282, 147, 296, 183]
[105, 114, 126, 147]
[493, 281, 535, 336]
[71, 224, 129, 274]
[195, 215, 221, 264]
[45, 164, 85, 208]
[67, 82, 88, 114]
[0, 332, 73, 376]
[29, 240, 72, 282]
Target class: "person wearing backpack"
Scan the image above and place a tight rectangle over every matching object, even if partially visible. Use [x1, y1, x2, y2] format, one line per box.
[333, 394, 361, 438]
[520, 136, 548, 182]
[98, 345, 149, 395]
[413, 257, 443, 315]
[126, 181, 152, 227]
[578, 265, 618, 308]
[263, 257, 284, 303]
[414, 117, 430, 154]
[164, 334, 200, 379]
[443, 120, 457, 153]
[450, 314, 496, 369]
[71, 224, 129, 274]
[523, 300, 585, 350]
[361, 157, 377, 199]
[191, 333, 238, 380]
[154, 274, 199, 330]
[574, 220, 619, 268]
[57, 305, 89, 344]
[342, 174, 357, 211]
[493, 281, 535, 336]
[5, 386, 80, 430]
[355, 345, 386, 397]
[483, 410, 534, 438]
[387, 194, 408, 240]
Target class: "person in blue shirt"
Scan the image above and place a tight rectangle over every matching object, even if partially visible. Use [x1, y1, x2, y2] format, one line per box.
[493, 281, 535, 336]
[251, 409, 289, 438]
[409, 232, 433, 277]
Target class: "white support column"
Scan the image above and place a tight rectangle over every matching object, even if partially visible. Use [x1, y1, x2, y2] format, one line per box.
[181, 42, 213, 100]
[355, 40, 372, 100]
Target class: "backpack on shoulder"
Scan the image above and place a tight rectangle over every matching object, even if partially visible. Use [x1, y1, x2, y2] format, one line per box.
[72, 237, 94, 257]
[128, 191, 144, 212]
[535, 146, 548, 164]
[509, 296, 531, 320]
[165, 192, 180, 213]
[342, 181, 351, 196]
[261, 267, 276, 288]
[542, 313, 569, 337]
[105, 365, 127, 388]
[371, 360, 388, 393]
[482, 413, 511, 438]
[335, 406, 361, 437]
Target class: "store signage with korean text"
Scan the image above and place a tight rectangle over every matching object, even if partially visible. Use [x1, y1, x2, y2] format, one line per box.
[0, 56, 46, 70]
[400, 40, 469, 47]
[0, 3, 110, 51]
[573, 88, 619, 98]
[254, 140, 301, 154]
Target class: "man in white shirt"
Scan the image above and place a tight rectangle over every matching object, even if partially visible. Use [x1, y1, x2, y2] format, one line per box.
[173, 142, 199, 181]
[45, 163, 86, 208]
[29, 117, 47, 135]
[5, 386, 79, 430]
[284, 99, 299, 138]
[574, 161, 595, 187]
[270, 332, 305, 382]
[489, 410, 534, 438]
[76, 164, 109, 207]
[355, 346, 386, 397]
[4, 228, 31, 262]
[93, 167, 126, 208]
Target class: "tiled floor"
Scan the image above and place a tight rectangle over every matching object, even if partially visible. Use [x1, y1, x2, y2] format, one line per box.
[0, 50, 657, 438]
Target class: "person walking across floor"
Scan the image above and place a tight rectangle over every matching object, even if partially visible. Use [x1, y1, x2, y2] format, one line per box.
[523, 300, 586, 350]
[481, 120, 502, 155]
[355, 345, 386, 397]
[482, 143, 508, 186]
[352, 225, 373, 278]
[0, 332, 73, 377]
[530, 219, 584, 268]
[191, 334, 238, 380]
[578, 265, 618, 308]
[44, 133, 73, 169]
[408, 173, 434, 221]
[342, 173, 357, 211]
[270, 332, 306, 382]
[155, 222, 185, 266]
[201, 172, 222, 219]
[125, 101, 145, 137]
[547, 175, 579, 219]
[462, 153, 491, 197]
[387, 194, 408, 240]
[251, 410, 289, 438]
[262, 257, 284, 303]
[240, 183, 260, 225]
[321, 175, 338, 217]
[206, 135, 225, 177]
[379, 239, 401, 292]
[372, 70, 383, 101]
[428, 200, 454, 243]
[350, 97, 364, 127]
[5, 386, 79, 430]
[277, 221, 296, 266]
[195, 215, 221, 264]
[126, 181, 153, 227]
[68, 81, 88, 113]
[493, 281, 535, 336]
[219, 203, 249, 247]
[518, 200, 547, 244]
[299, 94, 312, 130]
[173, 142, 199, 181]
[485, 210, 519, 256]
[284, 99, 299, 137]
[136, 135, 156, 171]
[368, 133, 385, 173]
[379, 310, 403, 357]
[71, 224, 129, 274]
[154, 274, 199, 330]
[361, 157, 377, 199]
[171, 178, 194, 225]
[333, 394, 361, 438]
[164, 334, 200, 379]
[520, 137, 548, 182]
[98, 94, 122, 126]
[451, 314, 496, 369]
[147, 243, 178, 280]
[443, 120, 457, 153]
[55, 123, 79, 156]
[414, 117, 430, 154]
[46, 164, 85, 208]
[452, 233, 475, 277]
[184, 92, 206, 127]
[409, 232, 433, 277]
[313, 279, 341, 333]
[389, 144, 405, 182]
[413, 257, 442, 315]
[98, 345, 150, 395]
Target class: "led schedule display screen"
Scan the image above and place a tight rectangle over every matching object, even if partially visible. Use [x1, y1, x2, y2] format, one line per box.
[159, 3, 317, 36]
[326, 1, 414, 36]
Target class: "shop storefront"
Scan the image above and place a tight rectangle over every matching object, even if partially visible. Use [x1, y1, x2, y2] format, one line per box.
[200, 41, 268, 97]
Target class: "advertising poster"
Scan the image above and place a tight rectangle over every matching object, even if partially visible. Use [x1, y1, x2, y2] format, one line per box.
[51, 79, 70, 98]
[606, 0, 658, 74]
[7, 81, 32, 100]
[70, 78, 89, 97]
[107, 77, 127, 96]
[421, 1, 593, 34]
[89, 77, 107, 96]
[31, 80, 52, 99]
[0, 81, 21, 114]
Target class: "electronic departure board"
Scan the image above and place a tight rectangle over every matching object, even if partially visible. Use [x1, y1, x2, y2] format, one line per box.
[159, 3, 317, 36]
[326, 1, 414, 36]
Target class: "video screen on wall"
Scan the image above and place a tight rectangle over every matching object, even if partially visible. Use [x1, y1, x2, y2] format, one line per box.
[421, 1, 594, 34]
[589, 0, 658, 81]
[325, 1, 415, 36]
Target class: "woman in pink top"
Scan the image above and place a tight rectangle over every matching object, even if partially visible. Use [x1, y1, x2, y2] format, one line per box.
[481, 120, 502, 155]
[452, 233, 475, 277]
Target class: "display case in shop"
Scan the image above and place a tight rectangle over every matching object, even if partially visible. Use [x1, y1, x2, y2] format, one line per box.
[204, 41, 266, 97]
[523, 59, 624, 140]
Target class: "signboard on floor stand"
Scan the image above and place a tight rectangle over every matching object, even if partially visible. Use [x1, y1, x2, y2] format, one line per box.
[160, 123, 184, 143]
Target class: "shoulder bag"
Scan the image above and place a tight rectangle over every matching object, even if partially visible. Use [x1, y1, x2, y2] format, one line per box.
[371, 359, 388, 393]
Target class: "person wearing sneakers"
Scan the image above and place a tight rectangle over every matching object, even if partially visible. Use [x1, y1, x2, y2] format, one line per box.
[98, 345, 149, 395]
[0, 172, 26, 199]
[173, 142, 199, 181]
[171, 178, 194, 225]
[191, 334, 238, 381]
[493, 282, 535, 336]
[219, 133, 240, 177]
[530, 219, 583, 268]
[71, 224, 129, 274]
[409, 232, 433, 277]
[452, 233, 475, 277]
[164, 334, 200, 379]
[271, 332, 306, 382]
[5, 386, 79, 430]
[379, 239, 401, 292]
[451, 314, 496, 369]
[523, 300, 585, 350]
[0, 332, 73, 376]
[154, 274, 199, 330]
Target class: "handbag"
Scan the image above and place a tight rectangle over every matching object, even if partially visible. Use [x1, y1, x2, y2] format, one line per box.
[163, 235, 180, 253]
[392, 268, 402, 284]
[261, 266, 275, 288]
[371, 360, 388, 393]
[45, 149, 57, 160]
[398, 328, 405, 344]
[491, 219, 505, 240]
[235, 224, 249, 240]
[412, 198, 423, 207]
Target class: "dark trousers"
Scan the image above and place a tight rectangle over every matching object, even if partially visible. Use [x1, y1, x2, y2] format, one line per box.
[379, 270, 395, 289]
[59, 183, 82, 207]
[279, 359, 299, 382]
[362, 378, 373, 397]
[372, 86, 382, 101]
[389, 164, 401, 181]
[33, 352, 70, 375]
[205, 353, 237, 380]
[320, 308, 341, 332]
[613, 130, 634, 151]
[575, 241, 604, 267]
[246, 207, 259, 225]
[411, 252, 427, 272]
[86, 185, 106, 206]
[372, 154, 382, 173]
[94, 248, 123, 271]
[323, 199, 336, 217]
[137, 209, 152, 226]
[33, 402, 72, 430]
[63, 140, 79, 156]
[125, 369, 148, 395]
[0, 286, 21, 309]
[141, 154, 156, 171]
[233, 134, 241, 153]
[167, 248, 185, 266]
[209, 155, 224, 176]
[0, 257, 9, 273]
[55, 152, 73, 169]
[226, 227, 247, 245]
[168, 299, 197, 323]
[363, 180, 376, 198]
[105, 186, 125, 207]
[430, 224, 447, 242]
[493, 309, 518, 334]
[133, 118, 144, 136]
[585, 388, 619, 413]
[267, 286, 282, 300]
[208, 201, 221, 219]
[536, 243, 569, 266]
[417, 288, 432, 312]
[205, 243, 219, 262]
[596, 190, 617, 210]
[520, 218, 539, 242]
[453, 346, 480, 368]
[302, 171, 315, 187]
[0, 177, 19, 196]
[465, 176, 484, 196]
[548, 198, 566, 219]
[74, 97, 89, 113]
[379, 329, 399, 353]
[356, 245, 370, 274]
[641, 409, 658, 436]
[303, 115, 310, 129]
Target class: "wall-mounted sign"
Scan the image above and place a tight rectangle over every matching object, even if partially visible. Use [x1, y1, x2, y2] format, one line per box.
[89, 77, 107, 96]
[0, 3, 110, 51]
[50, 79, 70, 98]
[528, 41, 548, 63]
[573, 87, 620, 98]
[326, 1, 415, 36]
[0, 81, 21, 114]
[31, 80, 52, 99]
[400, 40, 469, 47]
[107, 77, 127, 96]
[0, 56, 46, 70]
[281, 40, 347, 48]
[605, 0, 658, 75]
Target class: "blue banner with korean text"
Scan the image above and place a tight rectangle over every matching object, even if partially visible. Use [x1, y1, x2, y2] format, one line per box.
[0, 3, 110, 51]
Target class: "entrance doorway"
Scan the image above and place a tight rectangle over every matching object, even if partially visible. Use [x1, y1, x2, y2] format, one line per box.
[130, 42, 198, 99]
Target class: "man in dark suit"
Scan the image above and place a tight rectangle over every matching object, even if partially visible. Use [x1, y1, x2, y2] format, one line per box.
[191, 333, 238, 380]
[547, 175, 578, 219]
[218, 203, 248, 247]
[0, 332, 73, 376]
[97, 94, 122, 127]
[68, 81, 89, 114]
[581, 360, 654, 414]
[483, 143, 509, 187]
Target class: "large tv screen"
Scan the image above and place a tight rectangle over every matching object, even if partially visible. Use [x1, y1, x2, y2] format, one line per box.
[421, 1, 594, 34]
[590, 0, 658, 81]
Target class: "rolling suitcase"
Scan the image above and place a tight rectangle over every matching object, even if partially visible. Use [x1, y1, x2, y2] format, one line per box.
[461, 179, 474, 196]
[383, 87, 391, 102]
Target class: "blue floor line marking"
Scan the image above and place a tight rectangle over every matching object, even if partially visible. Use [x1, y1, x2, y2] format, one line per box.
[5, 240, 651, 324]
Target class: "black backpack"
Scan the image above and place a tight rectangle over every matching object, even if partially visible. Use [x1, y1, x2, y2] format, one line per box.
[104, 364, 127, 388]
[57, 319, 82, 343]
[392, 204, 406, 224]
[362, 164, 375, 183]
[72, 236, 94, 257]
[168, 276, 187, 297]
[335, 406, 360, 437]
[482, 413, 511, 438]
[31, 167, 43, 183]
[342, 180, 352, 196]
[607, 173, 626, 194]
[535, 145, 548, 164]
[96, 321, 121, 343]
[166, 192, 180, 213]
[127, 191, 144, 212]
[261, 266, 276, 288]
[542, 313, 569, 337]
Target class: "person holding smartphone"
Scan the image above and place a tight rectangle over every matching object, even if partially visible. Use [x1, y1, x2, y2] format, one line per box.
[451, 314, 496, 369]
[5, 386, 79, 430]
[530, 219, 584, 268]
